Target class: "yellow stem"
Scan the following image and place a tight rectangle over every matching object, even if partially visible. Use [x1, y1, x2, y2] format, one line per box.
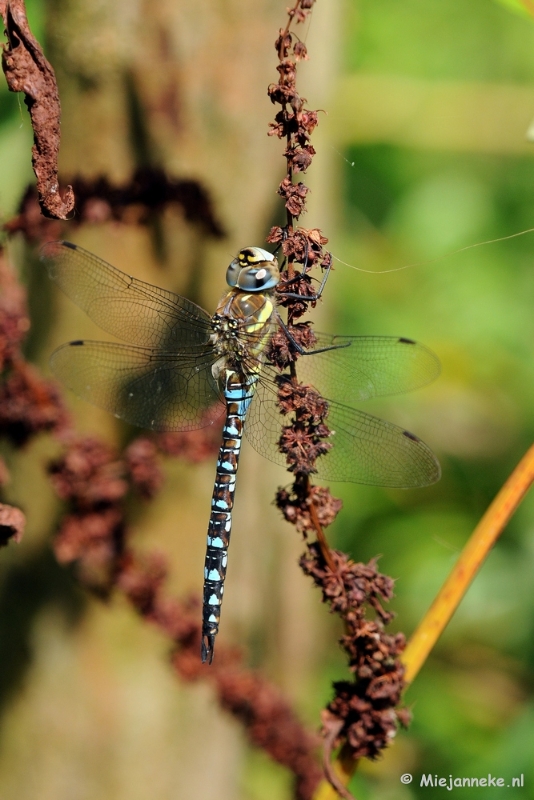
[518, 0, 534, 19]
[402, 443, 534, 684]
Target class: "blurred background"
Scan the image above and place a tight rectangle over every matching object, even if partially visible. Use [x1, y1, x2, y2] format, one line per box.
[1, 0, 534, 798]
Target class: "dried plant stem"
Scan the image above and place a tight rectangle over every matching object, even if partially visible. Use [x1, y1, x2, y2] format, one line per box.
[314, 743, 357, 800]
[308, 485, 337, 573]
[282, 0, 305, 39]
[402, 443, 534, 685]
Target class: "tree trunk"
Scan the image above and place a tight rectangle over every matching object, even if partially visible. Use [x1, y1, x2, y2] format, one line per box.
[0, 1, 341, 797]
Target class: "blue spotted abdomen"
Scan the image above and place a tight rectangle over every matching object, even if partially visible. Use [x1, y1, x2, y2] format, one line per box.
[201, 370, 258, 664]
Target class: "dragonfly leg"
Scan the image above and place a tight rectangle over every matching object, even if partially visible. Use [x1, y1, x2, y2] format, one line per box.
[276, 253, 333, 303]
[275, 314, 352, 356]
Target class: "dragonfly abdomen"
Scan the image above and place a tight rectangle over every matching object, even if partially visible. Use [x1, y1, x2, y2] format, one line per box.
[201, 369, 258, 664]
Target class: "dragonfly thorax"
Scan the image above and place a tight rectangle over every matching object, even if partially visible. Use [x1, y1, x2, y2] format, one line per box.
[209, 286, 277, 386]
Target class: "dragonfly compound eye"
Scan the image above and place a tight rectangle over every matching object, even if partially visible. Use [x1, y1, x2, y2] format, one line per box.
[226, 248, 280, 291]
[226, 259, 241, 288]
[236, 265, 278, 291]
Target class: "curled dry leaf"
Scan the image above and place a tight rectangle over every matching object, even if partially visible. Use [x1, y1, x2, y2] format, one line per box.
[1, 0, 74, 218]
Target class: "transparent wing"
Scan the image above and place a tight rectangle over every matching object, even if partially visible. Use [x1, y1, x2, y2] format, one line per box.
[41, 241, 212, 348]
[245, 369, 440, 488]
[316, 402, 439, 486]
[277, 333, 440, 404]
[51, 340, 224, 432]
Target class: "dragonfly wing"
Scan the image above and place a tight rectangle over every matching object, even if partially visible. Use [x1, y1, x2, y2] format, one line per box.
[244, 374, 286, 469]
[313, 400, 440, 487]
[245, 372, 440, 487]
[41, 241, 212, 348]
[51, 340, 224, 431]
[281, 333, 440, 405]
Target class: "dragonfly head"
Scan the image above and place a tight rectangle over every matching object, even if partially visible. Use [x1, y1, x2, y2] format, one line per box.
[226, 247, 279, 292]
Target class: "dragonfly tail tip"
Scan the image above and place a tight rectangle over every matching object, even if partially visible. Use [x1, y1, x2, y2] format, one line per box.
[201, 634, 215, 665]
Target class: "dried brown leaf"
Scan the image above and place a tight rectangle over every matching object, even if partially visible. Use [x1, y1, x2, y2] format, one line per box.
[1, 0, 74, 218]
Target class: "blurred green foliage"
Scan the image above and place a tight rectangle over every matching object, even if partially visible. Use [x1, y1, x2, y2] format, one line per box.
[326, 1, 534, 797]
[347, 0, 534, 81]
[494, 0, 533, 21]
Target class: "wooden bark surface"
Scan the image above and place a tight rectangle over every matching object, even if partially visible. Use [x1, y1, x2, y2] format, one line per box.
[0, 2, 340, 798]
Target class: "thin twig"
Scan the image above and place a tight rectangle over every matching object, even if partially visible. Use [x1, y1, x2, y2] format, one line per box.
[319, 722, 356, 800]
[307, 478, 337, 573]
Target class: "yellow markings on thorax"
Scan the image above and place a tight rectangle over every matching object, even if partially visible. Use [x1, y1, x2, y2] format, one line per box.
[213, 287, 276, 373]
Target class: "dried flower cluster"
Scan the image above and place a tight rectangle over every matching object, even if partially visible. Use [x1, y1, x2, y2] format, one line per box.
[0, 247, 67, 448]
[124, 437, 165, 500]
[266, 2, 409, 794]
[47, 437, 322, 800]
[268, 5, 318, 195]
[266, 0, 341, 525]
[276, 483, 342, 536]
[156, 421, 223, 464]
[301, 546, 409, 758]
[0, 360, 67, 445]
[0, 502, 25, 545]
[0, 245, 64, 544]
[48, 436, 128, 592]
[213, 668, 322, 800]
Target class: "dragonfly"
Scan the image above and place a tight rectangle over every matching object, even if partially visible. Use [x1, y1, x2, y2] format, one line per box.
[41, 240, 440, 663]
